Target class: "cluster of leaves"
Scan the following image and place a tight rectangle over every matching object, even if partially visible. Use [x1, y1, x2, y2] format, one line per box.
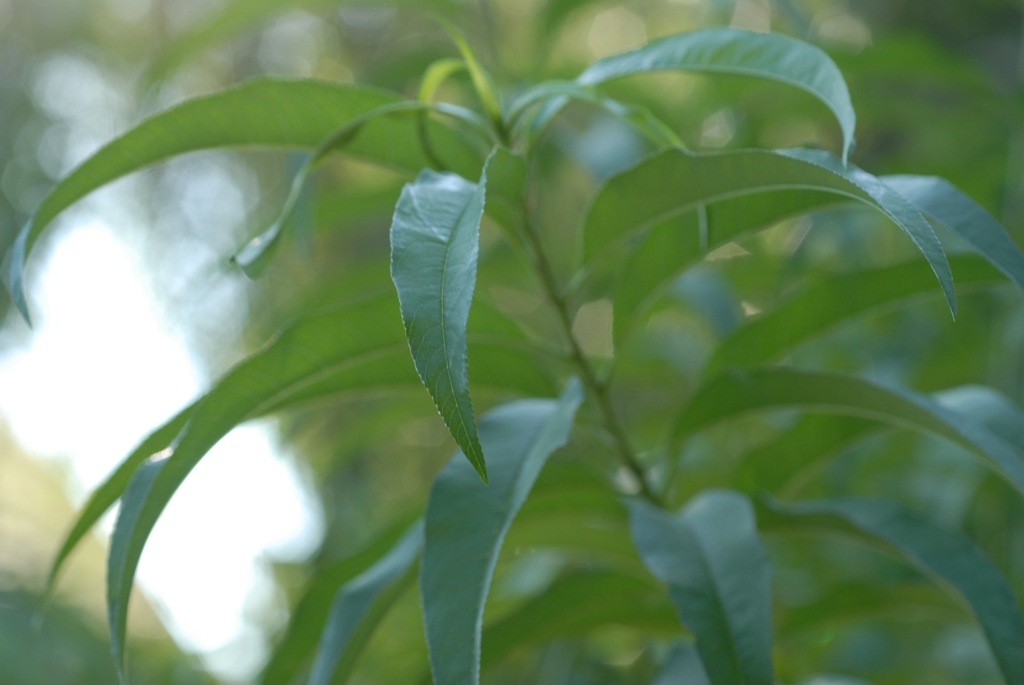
[20, 1, 1024, 684]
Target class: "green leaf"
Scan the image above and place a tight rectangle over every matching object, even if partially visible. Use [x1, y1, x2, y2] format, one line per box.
[234, 100, 492, 276]
[577, 28, 856, 161]
[583, 147, 955, 316]
[419, 58, 468, 104]
[107, 458, 165, 681]
[390, 161, 490, 479]
[435, 18, 504, 133]
[708, 257, 1004, 376]
[261, 516, 421, 685]
[760, 497, 1024, 685]
[676, 368, 1024, 497]
[45, 402, 194, 599]
[481, 570, 681, 671]
[780, 148, 956, 315]
[628, 490, 773, 685]
[883, 174, 1024, 292]
[308, 521, 423, 685]
[9, 79, 485, 321]
[652, 643, 710, 685]
[420, 379, 584, 685]
[734, 415, 877, 495]
[614, 190, 844, 343]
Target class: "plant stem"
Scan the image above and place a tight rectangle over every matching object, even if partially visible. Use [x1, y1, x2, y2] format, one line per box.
[519, 202, 663, 505]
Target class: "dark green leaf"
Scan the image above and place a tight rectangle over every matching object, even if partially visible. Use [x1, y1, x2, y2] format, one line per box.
[628, 490, 773, 685]
[577, 28, 856, 161]
[421, 379, 584, 685]
[884, 174, 1024, 291]
[677, 368, 1024, 496]
[107, 458, 165, 681]
[390, 162, 490, 479]
[708, 257, 1003, 375]
[760, 497, 1024, 685]
[584, 148, 954, 315]
[308, 521, 423, 685]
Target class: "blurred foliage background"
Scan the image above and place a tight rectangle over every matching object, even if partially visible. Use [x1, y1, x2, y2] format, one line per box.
[3, 0, 1024, 683]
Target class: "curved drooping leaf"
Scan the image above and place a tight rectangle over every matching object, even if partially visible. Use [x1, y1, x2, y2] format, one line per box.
[760, 497, 1024, 685]
[628, 490, 773, 685]
[234, 100, 492, 276]
[421, 379, 584, 685]
[613, 190, 844, 343]
[583, 147, 954, 315]
[436, 17, 503, 131]
[308, 521, 423, 685]
[108, 458, 165, 680]
[481, 570, 681, 671]
[652, 643, 710, 685]
[9, 79, 485, 321]
[577, 28, 856, 161]
[708, 257, 1004, 375]
[935, 385, 1024, 449]
[884, 174, 1024, 291]
[676, 368, 1024, 496]
[100, 295, 438, 676]
[52, 295, 554, 598]
[45, 402, 194, 598]
[390, 163, 490, 479]
[260, 515, 420, 685]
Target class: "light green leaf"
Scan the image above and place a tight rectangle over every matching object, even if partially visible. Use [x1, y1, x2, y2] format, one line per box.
[421, 379, 584, 685]
[435, 18, 504, 132]
[760, 497, 1024, 685]
[261, 516, 420, 685]
[883, 174, 1024, 292]
[9, 78, 484, 321]
[708, 257, 1003, 376]
[419, 58, 468, 104]
[577, 28, 856, 161]
[584, 148, 955, 316]
[628, 490, 773, 685]
[45, 402, 194, 599]
[390, 162, 490, 479]
[308, 521, 423, 685]
[676, 368, 1024, 497]
[652, 643, 710, 685]
[481, 570, 681, 671]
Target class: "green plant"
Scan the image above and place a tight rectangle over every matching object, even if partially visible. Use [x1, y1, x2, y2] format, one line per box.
[21, 3, 1024, 685]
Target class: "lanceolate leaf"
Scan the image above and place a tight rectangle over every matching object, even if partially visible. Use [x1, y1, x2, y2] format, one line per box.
[652, 643, 711, 685]
[421, 379, 584, 685]
[577, 28, 856, 161]
[261, 516, 420, 685]
[676, 369, 1024, 496]
[760, 497, 1024, 685]
[884, 174, 1024, 291]
[45, 402, 194, 598]
[628, 491, 774, 685]
[108, 458, 165, 680]
[481, 570, 681, 671]
[308, 521, 423, 685]
[390, 163, 490, 479]
[9, 79, 484, 321]
[584, 147, 954, 315]
[708, 257, 1004, 375]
